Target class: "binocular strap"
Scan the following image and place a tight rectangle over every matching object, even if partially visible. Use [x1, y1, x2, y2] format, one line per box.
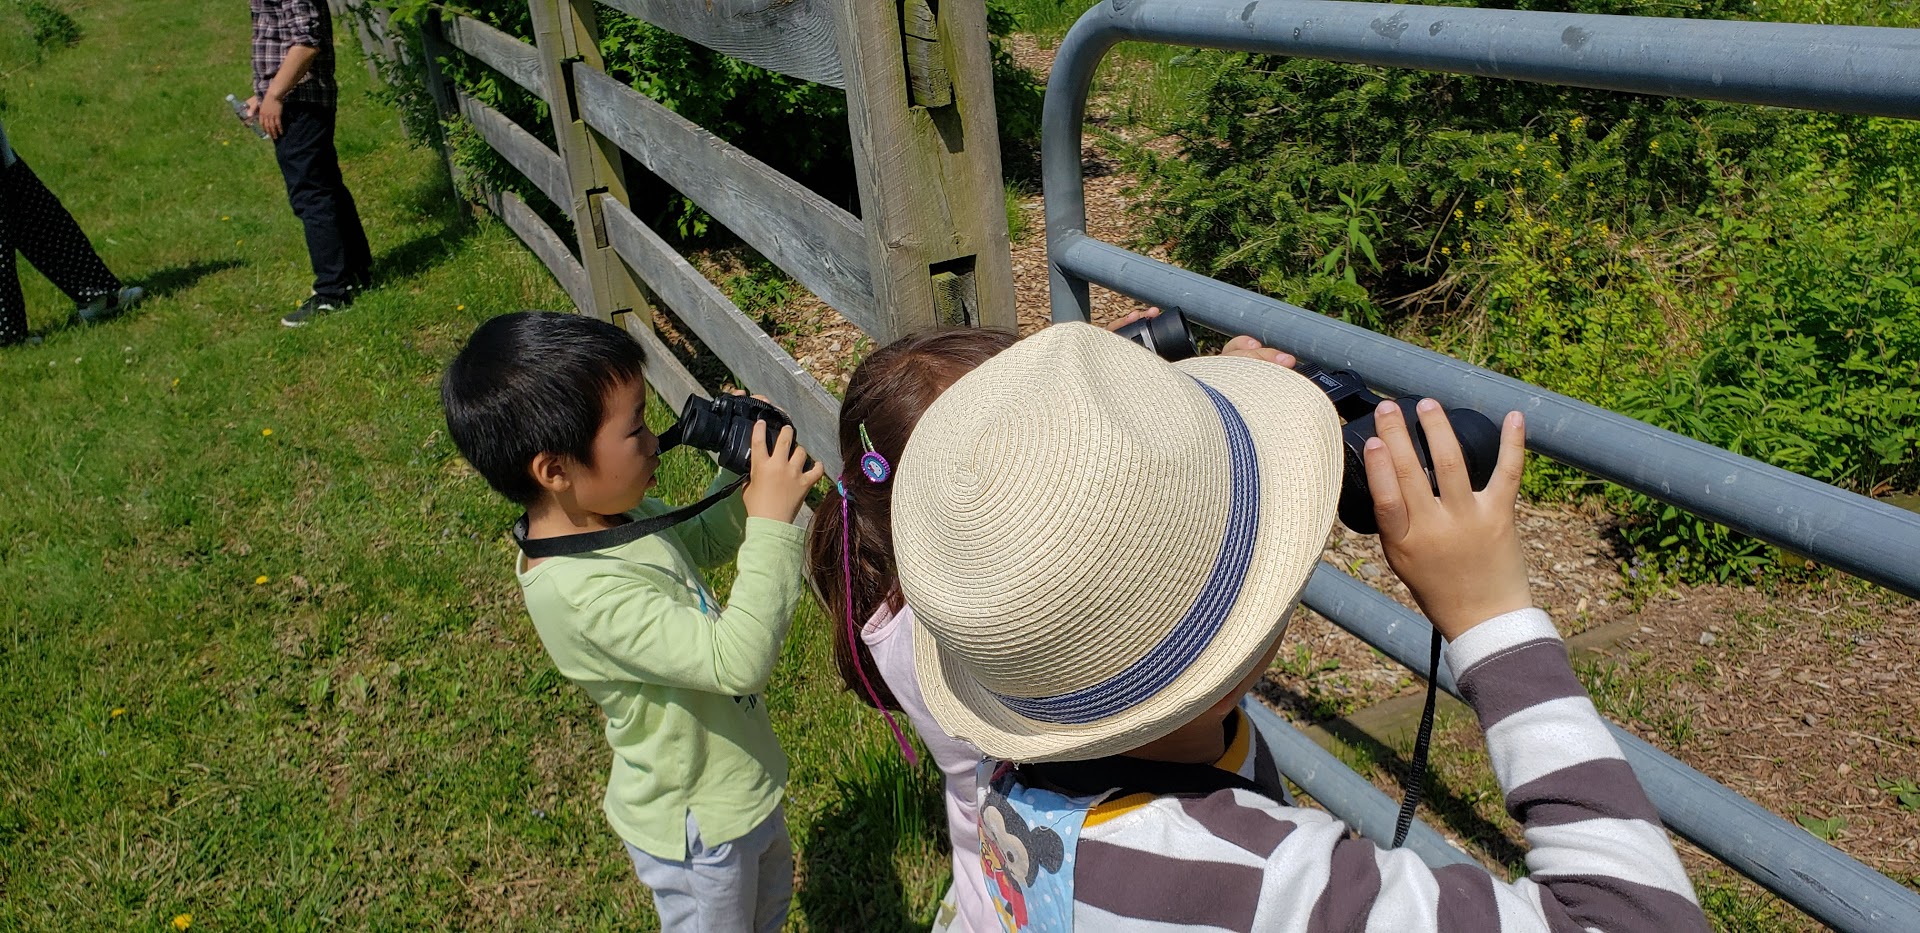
[512, 476, 748, 559]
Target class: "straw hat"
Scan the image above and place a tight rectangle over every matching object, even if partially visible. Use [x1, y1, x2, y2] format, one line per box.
[893, 322, 1343, 762]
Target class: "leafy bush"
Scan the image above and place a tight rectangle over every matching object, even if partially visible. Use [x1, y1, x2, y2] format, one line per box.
[1128, 0, 1920, 580]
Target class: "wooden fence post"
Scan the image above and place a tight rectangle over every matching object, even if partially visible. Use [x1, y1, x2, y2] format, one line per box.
[526, 0, 651, 325]
[833, 0, 1018, 341]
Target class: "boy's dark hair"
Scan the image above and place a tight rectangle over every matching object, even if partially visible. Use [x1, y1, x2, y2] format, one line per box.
[441, 311, 645, 506]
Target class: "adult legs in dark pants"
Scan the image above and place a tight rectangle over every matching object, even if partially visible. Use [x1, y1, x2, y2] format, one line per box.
[0, 157, 138, 347]
[273, 101, 370, 325]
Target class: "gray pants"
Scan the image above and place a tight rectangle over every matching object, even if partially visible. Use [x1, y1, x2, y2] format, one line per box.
[625, 805, 793, 933]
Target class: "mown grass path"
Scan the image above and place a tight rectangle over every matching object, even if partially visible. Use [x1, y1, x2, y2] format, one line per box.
[0, 4, 942, 929]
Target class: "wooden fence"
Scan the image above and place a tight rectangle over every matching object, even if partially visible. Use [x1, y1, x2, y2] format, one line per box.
[329, 0, 1021, 471]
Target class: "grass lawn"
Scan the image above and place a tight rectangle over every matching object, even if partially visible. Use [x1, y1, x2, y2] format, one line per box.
[0, 3, 945, 929]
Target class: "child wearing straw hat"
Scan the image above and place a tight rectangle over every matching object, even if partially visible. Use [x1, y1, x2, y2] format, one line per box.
[890, 322, 1709, 932]
[806, 315, 1295, 933]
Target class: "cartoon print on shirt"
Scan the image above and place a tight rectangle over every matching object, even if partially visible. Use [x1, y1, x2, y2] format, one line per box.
[981, 789, 1065, 929]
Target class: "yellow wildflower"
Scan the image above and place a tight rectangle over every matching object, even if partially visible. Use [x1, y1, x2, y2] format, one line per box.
[1514, 186, 1525, 196]
[1570, 116, 1586, 130]
[255, 575, 269, 585]
[1541, 159, 1551, 169]
[221, 216, 231, 222]
[1650, 140, 1661, 151]
[1453, 209, 1464, 220]
[1461, 241, 1472, 252]
[1473, 199, 1485, 212]
[1549, 133, 1559, 144]
[1440, 246, 1451, 256]
[1515, 144, 1526, 154]
[456, 304, 466, 311]
[111, 708, 126, 718]
[173, 915, 192, 931]
[262, 428, 273, 437]
[1510, 168, 1522, 177]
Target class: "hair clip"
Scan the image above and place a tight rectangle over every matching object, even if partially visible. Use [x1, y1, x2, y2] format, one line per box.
[858, 423, 891, 483]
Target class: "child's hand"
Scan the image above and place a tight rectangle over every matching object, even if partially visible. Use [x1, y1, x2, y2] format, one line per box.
[1217, 335, 1296, 369]
[1363, 399, 1532, 640]
[742, 420, 825, 524]
[1105, 306, 1162, 333]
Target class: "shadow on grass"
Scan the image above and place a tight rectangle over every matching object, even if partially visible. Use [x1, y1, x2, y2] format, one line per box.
[1255, 680, 1528, 870]
[140, 258, 244, 298]
[371, 170, 479, 287]
[797, 748, 948, 933]
[19, 257, 241, 342]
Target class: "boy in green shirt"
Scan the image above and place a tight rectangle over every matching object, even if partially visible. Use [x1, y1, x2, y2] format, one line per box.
[441, 311, 823, 932]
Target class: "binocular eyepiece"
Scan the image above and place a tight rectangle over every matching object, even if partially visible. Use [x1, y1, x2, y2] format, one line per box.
[657, 394, 794, 477]
[1113, 309, 1500, 534]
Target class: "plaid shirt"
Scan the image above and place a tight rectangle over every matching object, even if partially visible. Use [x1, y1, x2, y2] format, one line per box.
[250, 0, 338, 108]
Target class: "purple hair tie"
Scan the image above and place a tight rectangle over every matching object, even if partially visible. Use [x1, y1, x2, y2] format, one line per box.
[858, 424, 891, 483]
[837, 477, 918, 765]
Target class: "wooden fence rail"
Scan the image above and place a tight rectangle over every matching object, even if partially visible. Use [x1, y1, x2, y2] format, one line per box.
[331, 0, 1019, 474]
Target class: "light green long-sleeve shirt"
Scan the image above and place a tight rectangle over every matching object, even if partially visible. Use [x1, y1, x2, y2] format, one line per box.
[516, 476, 808, 859]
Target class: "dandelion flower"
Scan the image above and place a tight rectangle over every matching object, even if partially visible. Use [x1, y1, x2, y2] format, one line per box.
[111, 708, 126, 718]
[262, 428, 273, 437]
[255, 575, 270, 585]
[456, 304, 466, 311]
[173, 915, 192, 931]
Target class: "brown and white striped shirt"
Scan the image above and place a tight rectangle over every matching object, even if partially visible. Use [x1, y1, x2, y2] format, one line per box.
[996, 608, 1709, 932]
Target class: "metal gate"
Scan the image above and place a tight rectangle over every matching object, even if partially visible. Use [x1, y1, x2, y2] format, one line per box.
[1040, 3, 1920, 929]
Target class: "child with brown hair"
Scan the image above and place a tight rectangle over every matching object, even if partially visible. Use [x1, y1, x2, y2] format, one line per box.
[806, 318, 1297, 932]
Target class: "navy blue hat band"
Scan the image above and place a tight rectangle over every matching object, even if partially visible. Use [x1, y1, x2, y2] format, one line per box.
[991, 381, 1260, 725]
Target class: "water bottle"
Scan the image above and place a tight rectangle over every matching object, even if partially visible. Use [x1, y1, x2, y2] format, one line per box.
[227, 94, 268, 139]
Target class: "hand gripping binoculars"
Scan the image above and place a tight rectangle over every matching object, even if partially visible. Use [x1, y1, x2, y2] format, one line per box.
[657, 393, 794, 477]
[1113, 309, 1500, 534]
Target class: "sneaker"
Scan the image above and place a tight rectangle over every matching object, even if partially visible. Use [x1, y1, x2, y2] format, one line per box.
[74, 285, 146, 325]
[281, 291, 352, 327]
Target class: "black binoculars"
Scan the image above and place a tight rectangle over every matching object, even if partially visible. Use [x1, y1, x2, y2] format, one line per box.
[657, 394, 794, 477]
[1113, 309, 1500, 534]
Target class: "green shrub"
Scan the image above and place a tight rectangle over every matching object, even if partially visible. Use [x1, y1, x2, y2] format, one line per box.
[1128, 0, 1920, 580]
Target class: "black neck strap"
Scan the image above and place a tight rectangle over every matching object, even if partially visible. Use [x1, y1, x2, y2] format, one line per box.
[512, 476, 747, 559]
[1017, 713, 1273, 802]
